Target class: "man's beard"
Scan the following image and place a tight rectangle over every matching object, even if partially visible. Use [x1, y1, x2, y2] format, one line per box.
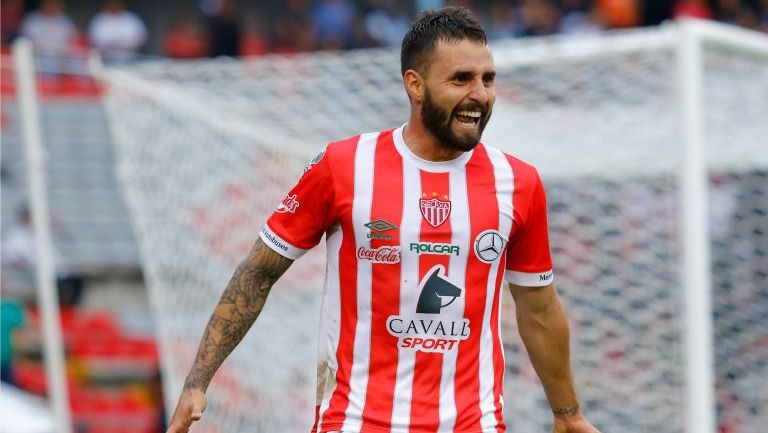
[420, 87, 491, 152]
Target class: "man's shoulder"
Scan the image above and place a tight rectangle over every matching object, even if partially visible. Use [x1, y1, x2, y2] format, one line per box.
[324, 128, 396, 159]
[479, 143, 541, 181]
[325, 134, 360, 154]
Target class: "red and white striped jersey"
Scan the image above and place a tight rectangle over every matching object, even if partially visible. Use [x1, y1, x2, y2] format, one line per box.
[261, 125, 554, 433]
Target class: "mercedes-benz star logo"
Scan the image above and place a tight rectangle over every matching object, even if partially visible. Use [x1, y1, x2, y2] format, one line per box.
[474, 230, 505, 263]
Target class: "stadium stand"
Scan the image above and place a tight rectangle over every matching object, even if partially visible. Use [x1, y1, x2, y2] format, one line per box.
[1, 51, 158, 433]
[1, 75, 139, 276]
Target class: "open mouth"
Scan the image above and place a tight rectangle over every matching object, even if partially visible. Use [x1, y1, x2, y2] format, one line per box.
[454, 110, 482, 125]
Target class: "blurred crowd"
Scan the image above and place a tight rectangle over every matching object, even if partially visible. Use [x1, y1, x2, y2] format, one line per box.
[1, 0, 767, 64]
[1, 0, 147, 71]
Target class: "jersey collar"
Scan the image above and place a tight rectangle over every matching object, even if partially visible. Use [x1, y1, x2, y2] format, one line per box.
[393, 124, 475, 172]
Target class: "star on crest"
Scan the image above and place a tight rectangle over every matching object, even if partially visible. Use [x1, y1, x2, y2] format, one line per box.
[421, 192, 450, 200]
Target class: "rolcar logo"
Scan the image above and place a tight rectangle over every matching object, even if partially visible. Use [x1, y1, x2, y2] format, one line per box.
[409, 242, 460, 256]
[386, 265, 469, 352]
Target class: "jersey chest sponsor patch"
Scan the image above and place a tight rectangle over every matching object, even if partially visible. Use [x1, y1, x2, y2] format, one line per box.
[386, 265, 469, 353]
[474, 229, 506, 263]
[357, 245, 401, 264]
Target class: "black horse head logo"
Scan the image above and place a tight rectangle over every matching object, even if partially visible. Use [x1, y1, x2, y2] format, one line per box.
[416, 266, 462, 314]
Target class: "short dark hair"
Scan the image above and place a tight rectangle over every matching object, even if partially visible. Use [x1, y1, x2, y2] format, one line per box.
[400, 7, 487, 76]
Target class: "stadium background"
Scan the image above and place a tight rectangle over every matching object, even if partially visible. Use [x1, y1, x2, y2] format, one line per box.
[1, 1, 767, 433]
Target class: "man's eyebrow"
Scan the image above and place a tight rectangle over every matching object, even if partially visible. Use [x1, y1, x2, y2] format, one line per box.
[449, 71, 474, 80]
[448, 70, 496, 80]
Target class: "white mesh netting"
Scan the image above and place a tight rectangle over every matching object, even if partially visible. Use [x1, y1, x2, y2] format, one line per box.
[101, 23, 768, 433]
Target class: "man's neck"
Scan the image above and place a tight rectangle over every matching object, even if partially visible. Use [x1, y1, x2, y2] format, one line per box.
[402, 117, 465, 162]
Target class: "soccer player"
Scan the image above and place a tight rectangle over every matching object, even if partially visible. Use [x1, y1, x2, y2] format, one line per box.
[166, 7, 601, 433]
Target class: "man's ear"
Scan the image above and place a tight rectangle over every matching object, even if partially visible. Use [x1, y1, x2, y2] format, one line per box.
[403, 69, 425, 104]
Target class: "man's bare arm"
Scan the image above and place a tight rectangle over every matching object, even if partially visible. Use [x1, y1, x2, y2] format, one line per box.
[510, 282, 590, 426]
[184, 238, 293, 392]
[166, 238, 293, 433]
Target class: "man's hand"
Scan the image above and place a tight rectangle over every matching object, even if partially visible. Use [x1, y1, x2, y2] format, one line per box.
[552, 408, 602, 433]
[166, 388, 207, 433]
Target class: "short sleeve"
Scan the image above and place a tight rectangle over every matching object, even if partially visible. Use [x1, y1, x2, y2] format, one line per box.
[504, 172, 554, 287]
[260, 148, 335, 260]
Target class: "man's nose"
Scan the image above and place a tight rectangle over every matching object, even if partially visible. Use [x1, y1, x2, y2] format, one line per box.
[467, 77, 489, 105]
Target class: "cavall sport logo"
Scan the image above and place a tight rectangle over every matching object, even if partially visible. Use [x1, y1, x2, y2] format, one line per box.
[386, 265, 470, 352]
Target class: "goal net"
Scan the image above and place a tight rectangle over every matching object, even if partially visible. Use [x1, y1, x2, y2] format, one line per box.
[99, 21, 768, 433]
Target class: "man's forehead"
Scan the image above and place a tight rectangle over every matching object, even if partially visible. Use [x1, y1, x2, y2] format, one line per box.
[429, 38, 495, 73]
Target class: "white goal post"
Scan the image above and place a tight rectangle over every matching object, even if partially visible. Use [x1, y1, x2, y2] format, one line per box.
[96, 20, 768, 433]
[11, 39, 73, 433]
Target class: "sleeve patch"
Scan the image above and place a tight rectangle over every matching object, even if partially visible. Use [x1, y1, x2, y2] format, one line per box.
[259, 225, 308, 260]
[505, 269, 554, 287]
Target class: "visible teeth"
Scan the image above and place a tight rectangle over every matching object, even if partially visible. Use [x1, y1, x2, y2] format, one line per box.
[456, 111, 481, 118]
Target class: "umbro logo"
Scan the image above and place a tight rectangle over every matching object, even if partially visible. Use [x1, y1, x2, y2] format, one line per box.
[364, 219, 396, 240]
[365, 219, 396, 232]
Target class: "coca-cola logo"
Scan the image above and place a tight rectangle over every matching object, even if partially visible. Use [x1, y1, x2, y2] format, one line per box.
[357, 246, 401, 264]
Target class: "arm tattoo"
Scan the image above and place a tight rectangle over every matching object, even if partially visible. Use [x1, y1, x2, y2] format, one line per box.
[183, 239, 293, 391]
[552, 405, 580, 417]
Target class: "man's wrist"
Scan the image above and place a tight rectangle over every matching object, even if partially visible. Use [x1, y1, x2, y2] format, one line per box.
[552, 404, 581, 420]
[182, 376, 209, 392]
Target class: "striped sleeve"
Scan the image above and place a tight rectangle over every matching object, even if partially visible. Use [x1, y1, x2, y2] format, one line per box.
[504, 164, 554, 287]
[261, 146, 336, 260]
